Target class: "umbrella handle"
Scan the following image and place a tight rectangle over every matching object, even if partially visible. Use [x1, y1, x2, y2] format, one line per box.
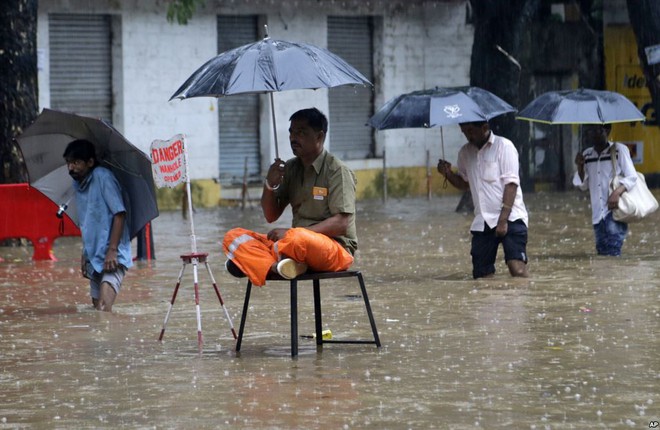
[56, 194, 74, 219]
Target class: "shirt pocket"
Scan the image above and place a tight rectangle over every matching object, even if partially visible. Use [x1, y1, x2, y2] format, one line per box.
[482, 161, 499, 182]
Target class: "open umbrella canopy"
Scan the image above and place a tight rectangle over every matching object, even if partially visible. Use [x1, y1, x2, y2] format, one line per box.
[170, 35, 371, 99]
[368, 86, 516, 130]
[15, 109, 159, 239]
[170, 32, 371, 158]
[516, 88, 645, 124]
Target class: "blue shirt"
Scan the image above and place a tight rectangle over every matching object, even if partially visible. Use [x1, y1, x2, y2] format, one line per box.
[74, 166, 132, 272]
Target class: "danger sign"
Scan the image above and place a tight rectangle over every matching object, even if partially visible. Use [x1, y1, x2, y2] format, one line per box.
[150, 134, 188, 188]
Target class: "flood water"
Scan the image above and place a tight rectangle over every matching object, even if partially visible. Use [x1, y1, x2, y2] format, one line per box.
[1, 191, 658, 429]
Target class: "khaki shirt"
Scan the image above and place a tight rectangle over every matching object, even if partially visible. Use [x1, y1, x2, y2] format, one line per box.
[276, 150, 357, 254]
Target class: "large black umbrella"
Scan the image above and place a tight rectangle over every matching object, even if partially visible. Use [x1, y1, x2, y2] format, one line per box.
[15, 109, 159, 239]
[368, 86, 516, 130]
[170, 29, 372, 157]
[516, 88, 645, 124]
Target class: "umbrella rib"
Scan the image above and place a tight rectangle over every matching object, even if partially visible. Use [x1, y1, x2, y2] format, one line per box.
[102, 159, 141, 177]
[595, 98, 605, 123]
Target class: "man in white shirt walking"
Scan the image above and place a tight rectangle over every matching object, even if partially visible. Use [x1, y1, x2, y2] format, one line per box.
[437, 121, 529, 279]
[573, 124, 637, 256]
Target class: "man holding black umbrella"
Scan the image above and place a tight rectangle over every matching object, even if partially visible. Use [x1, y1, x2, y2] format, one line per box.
[223, 108, 356, 286]
[437, 121, 529, 279]
[64, 139, 132, 311]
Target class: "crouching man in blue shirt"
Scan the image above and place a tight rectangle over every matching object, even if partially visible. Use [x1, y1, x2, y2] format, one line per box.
[63, 139, 132, 311]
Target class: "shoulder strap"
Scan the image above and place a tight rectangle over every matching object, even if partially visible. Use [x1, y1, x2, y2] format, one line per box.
[609, 143, 617, 179]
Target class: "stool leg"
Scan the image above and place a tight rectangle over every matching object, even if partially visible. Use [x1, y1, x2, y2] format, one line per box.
[313, 279, 323, 346]
[158, 263, 187, 341]
[357, 272, 381, 347]
[290, 279, 298, 358]
[236, 281, 252, 352]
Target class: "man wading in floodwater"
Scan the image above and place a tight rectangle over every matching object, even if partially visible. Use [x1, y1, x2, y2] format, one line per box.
[437, 121, 529, 279]
[64, 139, 132, 311]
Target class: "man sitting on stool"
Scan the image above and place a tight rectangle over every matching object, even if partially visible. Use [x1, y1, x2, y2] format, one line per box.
[223, 108, 357, 286]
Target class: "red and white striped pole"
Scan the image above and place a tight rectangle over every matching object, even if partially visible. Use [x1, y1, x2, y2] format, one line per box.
[191, 256, 203, 351]
[158, 264, 186, 341]
[205, 261, 237, 340]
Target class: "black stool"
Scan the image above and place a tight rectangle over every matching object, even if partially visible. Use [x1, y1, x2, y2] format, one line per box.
[235, 270, 381, 357]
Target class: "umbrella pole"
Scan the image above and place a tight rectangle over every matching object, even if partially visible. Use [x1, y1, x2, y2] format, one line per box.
[440, 127, 448, 189]
[382, 147, 387, 203]
[241, 156, 248, 210]
[440, 127, 446, 160]
[426, 149, 432, 201]
[270, 93, 280, 159]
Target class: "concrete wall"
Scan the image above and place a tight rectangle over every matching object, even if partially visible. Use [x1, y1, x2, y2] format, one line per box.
[376, 2, 472, 170]
[38, 0, 221, 182]
[37, 0, 473, 205]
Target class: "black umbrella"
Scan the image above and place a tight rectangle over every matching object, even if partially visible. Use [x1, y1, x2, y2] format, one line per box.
[170, 28, 372, 157]
[368, 86, 515, 172]
[15, 109, 159, 239]
[368, 86, 516, 130]
[516, 89, 645, 124]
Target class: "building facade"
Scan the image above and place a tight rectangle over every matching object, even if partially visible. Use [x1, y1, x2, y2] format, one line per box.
[36, 0, 474, 207]
[37, 1, 652, 206]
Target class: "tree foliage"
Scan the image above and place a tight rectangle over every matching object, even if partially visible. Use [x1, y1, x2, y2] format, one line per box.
[166, 0, 205, 25]
[466, 0, 540, 192]
[468, 0, 541, 135]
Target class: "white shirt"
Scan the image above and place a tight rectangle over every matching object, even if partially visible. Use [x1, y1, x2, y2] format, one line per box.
[457, 132, 528, 232]
[572, 141, 637, 224]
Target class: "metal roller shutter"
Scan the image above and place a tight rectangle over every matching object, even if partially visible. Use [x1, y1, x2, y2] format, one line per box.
[49, 14, 113, 122]
[328, 16, 374, 160]
[217, 15, 261, 184]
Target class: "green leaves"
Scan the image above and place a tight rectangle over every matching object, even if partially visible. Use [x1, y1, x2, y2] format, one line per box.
[166, 0, 205, 25]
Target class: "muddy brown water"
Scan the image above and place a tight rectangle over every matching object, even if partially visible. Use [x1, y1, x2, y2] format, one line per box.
[1, 192, 658, 429]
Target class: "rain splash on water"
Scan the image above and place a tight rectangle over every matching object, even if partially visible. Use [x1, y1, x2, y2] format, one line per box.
[1, 191, 658, 429]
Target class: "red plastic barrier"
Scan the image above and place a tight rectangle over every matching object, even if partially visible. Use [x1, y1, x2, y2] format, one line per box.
[0, 183, 81, 260]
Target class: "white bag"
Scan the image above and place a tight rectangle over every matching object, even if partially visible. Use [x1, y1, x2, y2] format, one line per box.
[609, 146, 659, 223]
[610, 172, 659, 222]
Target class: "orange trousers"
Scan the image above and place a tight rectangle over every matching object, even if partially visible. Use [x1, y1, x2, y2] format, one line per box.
[223, 227, 354, 286]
